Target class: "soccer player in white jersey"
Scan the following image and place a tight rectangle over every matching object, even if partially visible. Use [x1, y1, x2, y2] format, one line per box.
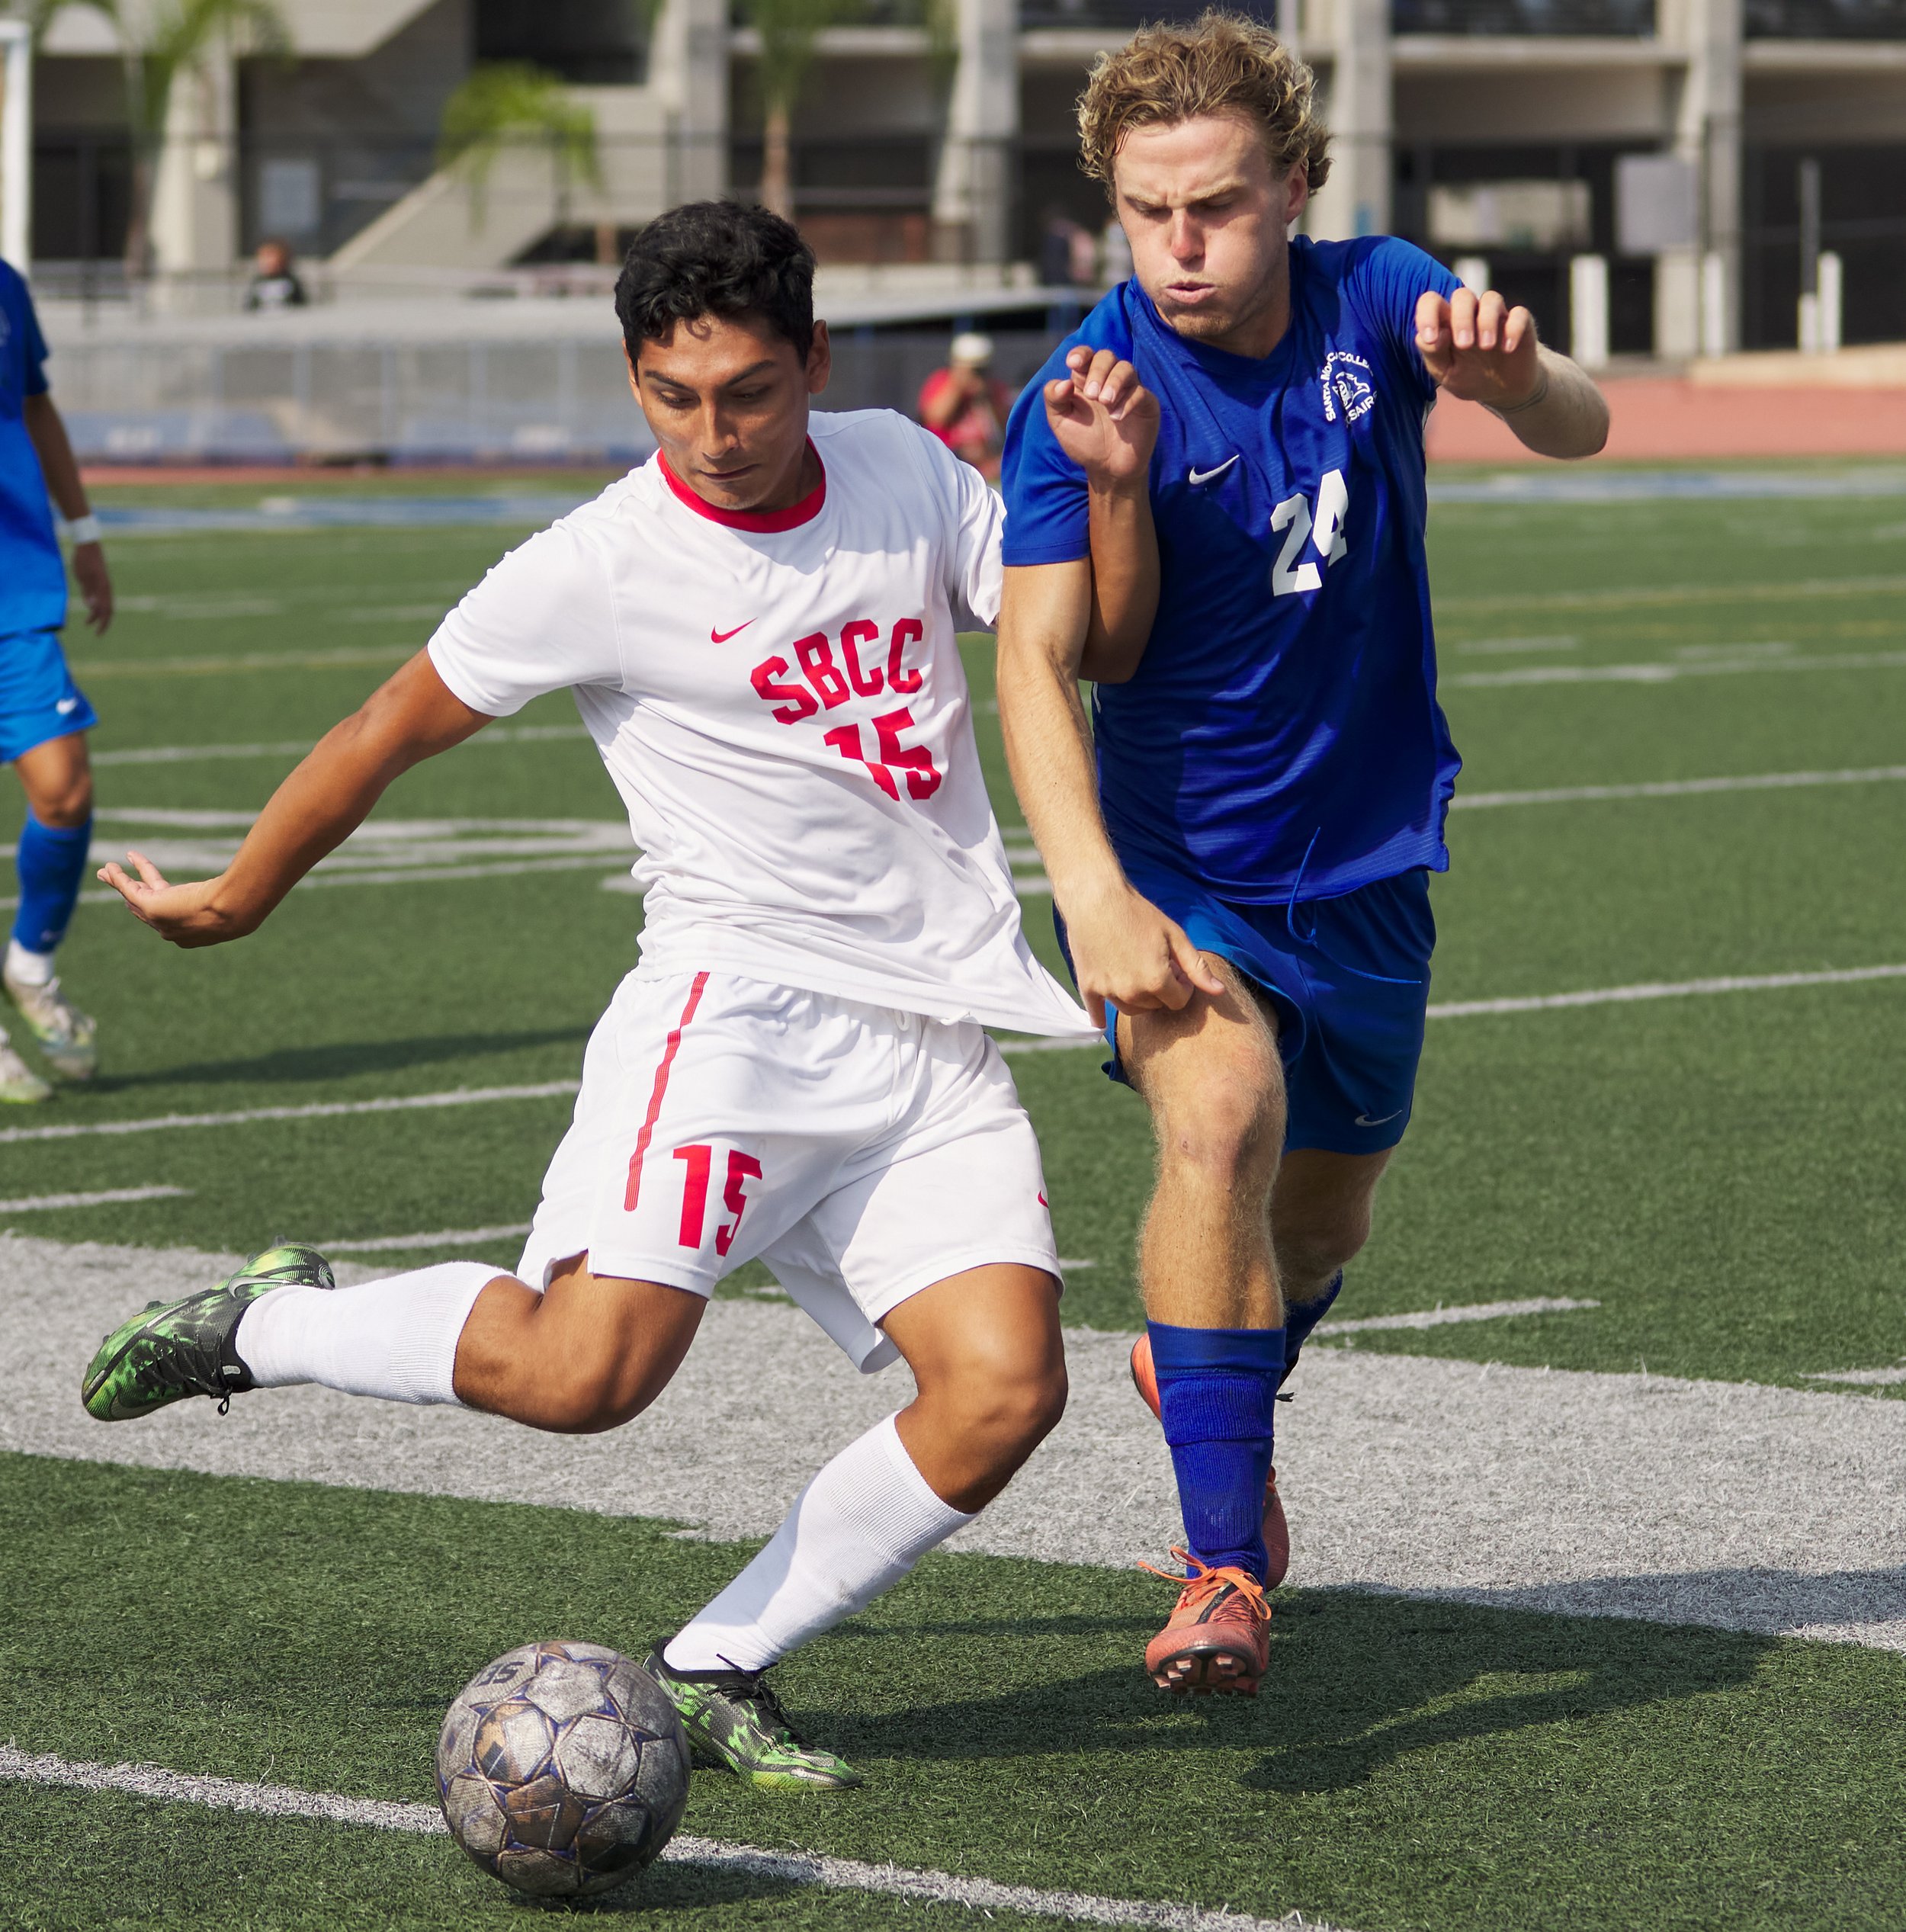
[79, 202, 1152, 1789]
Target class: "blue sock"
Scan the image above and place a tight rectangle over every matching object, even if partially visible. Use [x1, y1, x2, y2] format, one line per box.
[11, 814, 92, 958]
[1281, 1272, 1343, 1386]
[1148, 1321, 1285, 1581]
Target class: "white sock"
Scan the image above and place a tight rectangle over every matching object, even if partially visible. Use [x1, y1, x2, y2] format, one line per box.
[235, 1261, 498, 1404]
[5, 940, 54, 987]
[664, 1413, 974, 1674]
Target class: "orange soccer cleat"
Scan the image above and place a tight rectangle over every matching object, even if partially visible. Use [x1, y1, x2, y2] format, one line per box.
[1129, 1331, 1289, 1588]
[1141, 1550, 1272, 1694]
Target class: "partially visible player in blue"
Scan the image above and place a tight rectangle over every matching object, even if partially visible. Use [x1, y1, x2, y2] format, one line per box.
[995, 13, 1608, 1695]
[0, 255, 113, 1102]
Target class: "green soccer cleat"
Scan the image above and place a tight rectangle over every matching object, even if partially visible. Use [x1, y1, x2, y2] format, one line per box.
[80, 1244, 336, 1423]
[4, 968, 98, 1081]
[0, 1035, 53, 1104]
[643, 1648, 865, 1790]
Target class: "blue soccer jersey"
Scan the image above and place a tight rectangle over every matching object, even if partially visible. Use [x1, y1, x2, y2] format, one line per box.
[0, 259, 66, 639]
[1001, 236, 1465, 904]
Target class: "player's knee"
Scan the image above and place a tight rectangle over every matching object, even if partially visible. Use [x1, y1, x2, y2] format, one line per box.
[1157, 1070, 1281, 1187]
[27, 770, 91, 827]
[945, 1354, 1067, 1461]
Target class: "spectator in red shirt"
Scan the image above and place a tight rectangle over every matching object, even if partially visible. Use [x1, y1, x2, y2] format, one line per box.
[918, 332, 1012, 482]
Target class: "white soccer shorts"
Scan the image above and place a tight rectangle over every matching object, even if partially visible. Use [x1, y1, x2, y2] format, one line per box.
[517, 969, 1060, 1372]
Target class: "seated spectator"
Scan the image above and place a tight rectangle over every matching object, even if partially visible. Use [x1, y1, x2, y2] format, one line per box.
[918, 332, 1011, 483]
[245, 239, 308, 312]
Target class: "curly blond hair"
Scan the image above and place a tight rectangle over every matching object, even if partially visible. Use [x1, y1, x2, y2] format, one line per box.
[1077, 11, 1331, 194]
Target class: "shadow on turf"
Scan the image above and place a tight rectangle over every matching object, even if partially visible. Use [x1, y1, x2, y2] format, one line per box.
[818, 1588, 1776, 1794]
[91, 1027, 589, 1093]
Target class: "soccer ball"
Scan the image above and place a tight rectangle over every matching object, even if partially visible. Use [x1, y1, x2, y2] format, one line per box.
[436, 1641, 691, 1898]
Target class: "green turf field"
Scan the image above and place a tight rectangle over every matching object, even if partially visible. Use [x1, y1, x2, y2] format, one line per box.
[5, 469, 1906, 1930]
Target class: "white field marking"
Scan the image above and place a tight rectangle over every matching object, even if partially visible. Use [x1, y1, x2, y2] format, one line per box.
[1436, 570, 1906, 617]
[322, 1224, 531, 1255]
[1452, 764, 1906, 810]
[0, 1082, 580, 1147]
[1805, 1366, 1906, 1386]
[91, 724, 589, 768]
[1446, 648, 1906, 690]
[1453, 635, 1580, 656]
[0, 1747, 1338, 1932]
[1316, 1296, 1598, 1336]
[0, 1185, 189, 1215]
[1426, 962, 1906, 1019]
[16, 1236, 1906, 1651]
[80, 807, 632, 891]
[69, 646, 412, 680]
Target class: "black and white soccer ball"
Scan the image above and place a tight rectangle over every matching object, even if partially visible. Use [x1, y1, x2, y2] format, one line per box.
[436, 1641, 691, 1898]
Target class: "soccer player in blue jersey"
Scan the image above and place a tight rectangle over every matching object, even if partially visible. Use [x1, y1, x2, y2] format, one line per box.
[995, 12, 1608, 1695]
[0, 256, 114, 1102]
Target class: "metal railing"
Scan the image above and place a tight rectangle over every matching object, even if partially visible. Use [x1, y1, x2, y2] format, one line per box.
[1393, 0, 1655, 30]
[1744, 0, 1906, 33]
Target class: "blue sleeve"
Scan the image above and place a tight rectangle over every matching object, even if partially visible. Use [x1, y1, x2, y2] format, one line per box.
[1348, 238, 1462, 403]
[999, 348, 1089, 568]
[6, 270, 50, 397]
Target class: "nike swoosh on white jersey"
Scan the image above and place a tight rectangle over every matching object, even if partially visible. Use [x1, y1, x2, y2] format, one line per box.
[1188, 455, 1241, 486]
[1355, 1109, 1402, 1127]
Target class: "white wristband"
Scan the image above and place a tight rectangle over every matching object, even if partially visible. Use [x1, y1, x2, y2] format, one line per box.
[63, 513, 102, 545]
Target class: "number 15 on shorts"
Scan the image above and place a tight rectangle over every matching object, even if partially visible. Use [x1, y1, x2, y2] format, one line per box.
[667, 1143, 762, 1255]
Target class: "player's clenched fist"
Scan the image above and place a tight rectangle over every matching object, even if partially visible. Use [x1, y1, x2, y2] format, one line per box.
[1043, 345, 1159, 486]
[1060, 882, 1225, 1026]
[1414, 287, 1542, 412]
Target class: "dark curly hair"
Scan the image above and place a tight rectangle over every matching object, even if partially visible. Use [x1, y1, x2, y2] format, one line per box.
[614, 201, 817, 363]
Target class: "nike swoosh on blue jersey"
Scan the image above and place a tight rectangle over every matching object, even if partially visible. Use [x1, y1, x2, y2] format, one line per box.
[1188, 455, 1240, 486]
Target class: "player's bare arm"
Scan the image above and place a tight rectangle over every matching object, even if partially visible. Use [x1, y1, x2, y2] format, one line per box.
[996, 563, 1222, 1025]
[21, 391, 112, 633]
[1046, 345, 1162, 682]
[1414, 287, 1609, 460]
[98, 650, 489, 945]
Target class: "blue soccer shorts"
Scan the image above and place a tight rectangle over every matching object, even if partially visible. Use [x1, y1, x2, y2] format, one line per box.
[1060, 864, 1436, 1156]
[0, 628, 98, 765]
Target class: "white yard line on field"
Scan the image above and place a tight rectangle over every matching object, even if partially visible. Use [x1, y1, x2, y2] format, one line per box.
[14, 1235, 1906, 1649]
[1446, 649, 1906, 690]
[0, 1082, 581, 1147]
[1317, 1297, 1598, 1335]
[0, 1185, 190, 1214]
[322, 1223, 531, 1254]
[1452, 764, 1906, 810]
[0, 1744, 1343, 1932]
[1426, 962, 1906, 1019]
[91, 725, 590, 768]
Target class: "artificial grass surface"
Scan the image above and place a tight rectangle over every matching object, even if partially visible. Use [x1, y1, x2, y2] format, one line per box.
[4, 481, 1906, 1376]
[4, 1452, 1904, 1932]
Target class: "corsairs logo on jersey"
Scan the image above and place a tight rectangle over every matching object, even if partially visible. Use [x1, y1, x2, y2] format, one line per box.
[1319, 351, 1375, 425]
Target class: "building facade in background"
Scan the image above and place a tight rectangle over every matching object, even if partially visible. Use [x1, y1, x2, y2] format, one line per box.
[21, 0, 1906, 351]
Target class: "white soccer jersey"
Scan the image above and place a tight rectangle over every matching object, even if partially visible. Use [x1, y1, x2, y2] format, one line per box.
[428, 408, 1093, 1038]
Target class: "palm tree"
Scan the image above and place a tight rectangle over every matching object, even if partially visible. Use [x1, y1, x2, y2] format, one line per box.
[435, 62, 602, 234]
[28, 0, 291, 281]
[743, 0, 852, 222]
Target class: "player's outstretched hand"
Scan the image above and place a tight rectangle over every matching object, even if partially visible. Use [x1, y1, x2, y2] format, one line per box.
[97, 850, 245, 948]
[1062, 882, 1225, 1026]
[1043, 346, 1159, 486]
[1415, 287, 1542, 410]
